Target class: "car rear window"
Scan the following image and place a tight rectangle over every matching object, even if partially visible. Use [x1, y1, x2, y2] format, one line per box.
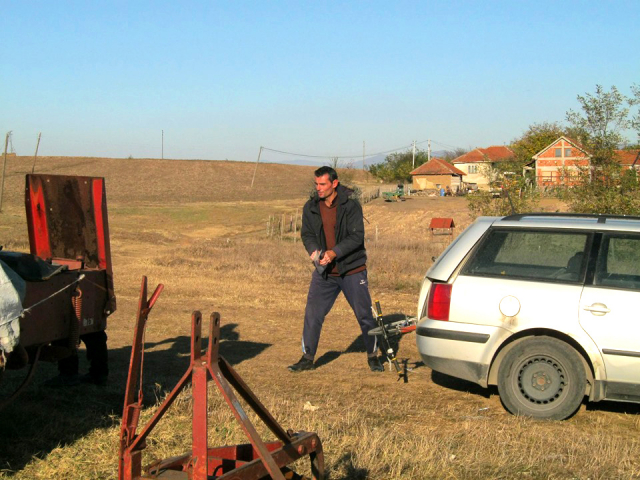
[462, 229, 590, 283]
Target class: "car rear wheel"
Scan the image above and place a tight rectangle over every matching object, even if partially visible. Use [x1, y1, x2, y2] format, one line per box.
[497, 336, 586, 420]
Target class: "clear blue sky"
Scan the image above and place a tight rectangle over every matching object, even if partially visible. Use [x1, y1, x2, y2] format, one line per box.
[2, 1, 639, 164]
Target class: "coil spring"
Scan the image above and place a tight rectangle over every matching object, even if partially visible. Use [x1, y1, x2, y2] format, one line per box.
[69, 287, 83, 350]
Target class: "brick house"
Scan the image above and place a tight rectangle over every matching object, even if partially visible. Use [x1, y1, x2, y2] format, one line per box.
[532, 136, 640, 187]
[531, 137, 590, 187]
[452, 146, 515, 191]
[410, 157, 465, 191]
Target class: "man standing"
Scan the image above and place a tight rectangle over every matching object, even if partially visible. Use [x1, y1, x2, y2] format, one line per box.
[288, 166, 383, 372]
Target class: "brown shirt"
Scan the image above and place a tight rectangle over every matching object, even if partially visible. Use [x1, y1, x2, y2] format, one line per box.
[319, 196, 365, 276]
[318, 196, 339, 274]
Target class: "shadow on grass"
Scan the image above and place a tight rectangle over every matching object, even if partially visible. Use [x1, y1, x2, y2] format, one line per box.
[431, 372, 640, 416]
[0, 322, 270, 473]
[330, 452, 369, 480]
[314, 313, 420, 372]
[431, 370, 495, 399]
[586, 400, 640, 415]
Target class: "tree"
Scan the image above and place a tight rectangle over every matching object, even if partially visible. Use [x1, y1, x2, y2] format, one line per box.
[368, 148, 429, 182]
[510, 122, 567, 163]
[441, 148, 468, 163]
[566, 85, 630, 164]
[630, 83, 640, 146]
[565, 85, 640, 214]
[467, 176, 540, 218]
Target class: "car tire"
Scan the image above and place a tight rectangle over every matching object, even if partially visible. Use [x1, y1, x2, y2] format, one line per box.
[497, 336, 586, 420]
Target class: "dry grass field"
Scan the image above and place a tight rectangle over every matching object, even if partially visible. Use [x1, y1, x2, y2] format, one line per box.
[1, 155, 639, 479]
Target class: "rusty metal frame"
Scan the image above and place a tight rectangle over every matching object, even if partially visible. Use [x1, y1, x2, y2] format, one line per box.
[119, 277, 324, 480]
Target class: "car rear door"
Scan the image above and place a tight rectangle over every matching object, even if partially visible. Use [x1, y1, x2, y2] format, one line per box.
[455, 228, 591, 331]
[579, 232, 640, 395]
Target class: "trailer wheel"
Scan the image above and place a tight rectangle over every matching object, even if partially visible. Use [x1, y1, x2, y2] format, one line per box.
[497, 336, 585, 420]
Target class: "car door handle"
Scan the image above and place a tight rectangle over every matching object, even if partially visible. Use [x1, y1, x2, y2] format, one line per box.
[583, 303, 611, 315]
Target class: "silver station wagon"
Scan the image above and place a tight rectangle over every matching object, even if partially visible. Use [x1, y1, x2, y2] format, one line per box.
[416, 213, 640, 420]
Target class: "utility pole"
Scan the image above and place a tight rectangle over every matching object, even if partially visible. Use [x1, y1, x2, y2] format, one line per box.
[363, 141, 365, 170]
[412, 140, 416, 168]
[0, 131, 11, 212]
[428, 139, 431, 162]
[31, 132, 42, 174]
[250, 146, 263, 189]
[162, 130, 164, 159]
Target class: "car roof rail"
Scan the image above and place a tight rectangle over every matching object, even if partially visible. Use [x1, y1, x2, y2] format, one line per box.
[502, 212, 640, 223]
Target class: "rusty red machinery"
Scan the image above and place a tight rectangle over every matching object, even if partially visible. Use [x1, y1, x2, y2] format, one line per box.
[0, 174, 115, 406]
[428, 217, 455, 236]
[119, 277, 325, 480]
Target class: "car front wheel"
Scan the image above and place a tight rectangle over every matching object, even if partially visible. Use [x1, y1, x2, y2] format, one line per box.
[497, 336, 586, 420]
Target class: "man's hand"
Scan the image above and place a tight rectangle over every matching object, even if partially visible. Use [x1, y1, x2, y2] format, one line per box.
[310, 250, 320, 261]
[319, 250, 337, 266]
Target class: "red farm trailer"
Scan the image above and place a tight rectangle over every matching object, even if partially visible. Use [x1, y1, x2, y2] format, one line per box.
[0, 174, 115, 405]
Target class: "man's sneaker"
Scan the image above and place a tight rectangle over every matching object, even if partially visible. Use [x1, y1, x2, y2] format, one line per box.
[368, 356, 384, 372]
[80, 373, 108, 386]
[288, 356, 315, 372]
[44, 373, 81, 388]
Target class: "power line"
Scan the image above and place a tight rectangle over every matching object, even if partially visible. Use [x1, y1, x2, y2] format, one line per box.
[429, 139, 466, 151]
[262, 141, 416, 160]
[259, 138, 467, 164]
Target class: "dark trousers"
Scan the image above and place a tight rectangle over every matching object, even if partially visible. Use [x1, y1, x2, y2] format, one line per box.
[302, 269, 378, 358]
[58, 330, 109, 378]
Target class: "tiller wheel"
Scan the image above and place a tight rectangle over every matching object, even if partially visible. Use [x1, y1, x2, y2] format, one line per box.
[118, 277, 325, 480]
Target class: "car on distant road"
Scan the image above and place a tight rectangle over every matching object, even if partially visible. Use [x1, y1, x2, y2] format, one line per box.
[416, 213, 640, 420]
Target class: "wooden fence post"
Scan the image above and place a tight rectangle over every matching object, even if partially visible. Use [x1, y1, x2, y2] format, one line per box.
[280, 213, 285, 239]
[294, 209, 298, 243]
[0, 132, 10, 213]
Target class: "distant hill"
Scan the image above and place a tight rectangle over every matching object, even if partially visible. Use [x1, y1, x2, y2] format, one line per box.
[0, 156, 378, 208]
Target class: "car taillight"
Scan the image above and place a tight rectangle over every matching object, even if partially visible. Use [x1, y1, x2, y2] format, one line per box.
[427, 283, 452, 321]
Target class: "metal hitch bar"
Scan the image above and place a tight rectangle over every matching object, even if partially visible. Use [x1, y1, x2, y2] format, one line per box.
[119, 277, 325, 480]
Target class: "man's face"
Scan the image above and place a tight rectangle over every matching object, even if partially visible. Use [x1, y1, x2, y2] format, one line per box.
[315, 174, 339, 199]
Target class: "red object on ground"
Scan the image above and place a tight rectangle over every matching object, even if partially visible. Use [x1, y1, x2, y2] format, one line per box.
[429, 217, 455, 235]
[429, 217, 455, 230]
[119, 277, 325, 480]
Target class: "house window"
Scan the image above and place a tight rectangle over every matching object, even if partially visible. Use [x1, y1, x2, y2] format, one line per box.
[468, 165, 478, 174]
[565, 148, 572, 157]
[554, 148, 562, 157]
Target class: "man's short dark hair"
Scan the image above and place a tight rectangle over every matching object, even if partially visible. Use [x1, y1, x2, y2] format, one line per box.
[315, 166, 338, 182]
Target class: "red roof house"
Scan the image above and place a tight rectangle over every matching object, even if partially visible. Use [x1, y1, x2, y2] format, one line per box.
[532, 136, 640, 187]
[410, 157, 465, 191]
[614, 149, 640, 168]
[452, 146, 515, 190]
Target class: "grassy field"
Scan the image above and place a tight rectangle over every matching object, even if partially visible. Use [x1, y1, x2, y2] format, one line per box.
[0, 155, 639, 479]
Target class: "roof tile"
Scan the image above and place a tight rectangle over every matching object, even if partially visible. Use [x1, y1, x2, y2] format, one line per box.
[453, 146, 514, 164]
[411, 157, 466, 176]
[614, 150, 640, 166]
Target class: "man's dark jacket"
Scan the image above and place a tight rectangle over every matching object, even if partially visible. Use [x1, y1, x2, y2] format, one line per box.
[301, 184, 366, 277]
